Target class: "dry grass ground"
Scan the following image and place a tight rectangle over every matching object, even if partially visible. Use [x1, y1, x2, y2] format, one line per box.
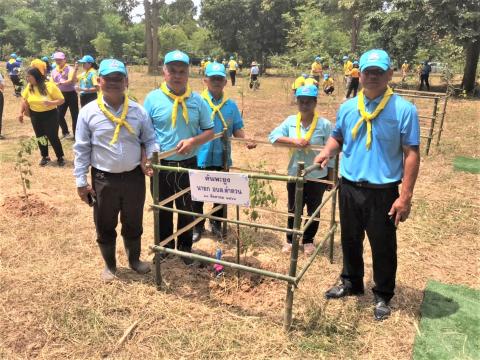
[0, 66, 478, 359]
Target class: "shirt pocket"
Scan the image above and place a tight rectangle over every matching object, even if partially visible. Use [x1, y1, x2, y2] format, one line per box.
[374, 118, 399, 142]
[93, 122, 122, 154]
[186, 104, 200, 128]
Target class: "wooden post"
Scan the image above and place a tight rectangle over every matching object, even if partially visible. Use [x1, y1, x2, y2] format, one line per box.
[436, 95, 448, 147]
[329, 155, 339, 263]
[152, 152, 162, 289]
[425, 97, 439, 155]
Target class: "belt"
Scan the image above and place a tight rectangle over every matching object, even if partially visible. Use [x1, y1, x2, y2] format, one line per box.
[160, 156, 197, 167]
[92, 165, 141, 177]
[341, 177, 400, 189]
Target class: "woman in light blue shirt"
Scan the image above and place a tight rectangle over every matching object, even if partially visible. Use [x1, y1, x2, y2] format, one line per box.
[269, 85, 333, 256]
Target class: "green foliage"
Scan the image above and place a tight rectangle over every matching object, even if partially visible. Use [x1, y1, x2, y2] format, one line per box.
[15, 136, 47, 198]
[158, 26, 190, 57]
[91, 32, 113, 58]
[243, 162, 277, 223]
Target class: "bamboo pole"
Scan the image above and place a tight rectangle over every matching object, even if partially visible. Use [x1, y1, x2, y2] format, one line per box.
[158, 133, 225, 160]
[425, 97, 439, 155]
[284, 162, 304, 331]
[157, 187, 190, 207]
[436, 95, 448, 147]
[222, 130, 229, 238]
[395, 88, 447, 97]
[231, 136, 325, 151]
[301, 184, 338, 233]
[329, 155, 340, 263]
[150, 204, 304, 235]
[150, 245, 297, 283]
[152, 152, 162, 289]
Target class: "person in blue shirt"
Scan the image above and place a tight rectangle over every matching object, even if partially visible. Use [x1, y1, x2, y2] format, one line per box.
[74, 59, 158, 282]
[192, 62, 255, 241]
[269, 85, 333, 256]
[419, 60, 432, 91]
[6, 53, 22, 97]
[144, 50, 214, 260]
[315, 49, 420, 321]
[75, 55, 99, 107]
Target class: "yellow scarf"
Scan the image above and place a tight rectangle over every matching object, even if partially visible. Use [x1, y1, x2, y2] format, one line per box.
[79, 68, 95, 84]
[351, 86, 394, 150]
[201, 89, 229, 129]
[290, 111, 319, 156]
[160, 82, 192, 128]
[96, 93, 133, 145]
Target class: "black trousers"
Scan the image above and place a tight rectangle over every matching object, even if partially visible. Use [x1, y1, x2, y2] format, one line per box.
[58, 91, 79, 136]
[0, 91, 3, 135]
[313, 75, 320, 82]
[80, 92, 97, 107]
[9, 75, 22, 95]
[287, 179, 327, 244]
[92, 166, 145, 245]
[150, 157, 197, 252]
[229, 70, 236, 86]
[419, 75, 430, 91]
[346, 78, 359, 98]
[30, 109, 64, 159]
[338, 180, 399, 302]
[192, 166, 225, 229]
[324, 86, 334, 95]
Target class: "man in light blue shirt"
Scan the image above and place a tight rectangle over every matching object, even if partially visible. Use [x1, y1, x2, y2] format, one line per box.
[144, 50, 214, 259]
[74, 59, 158, 282]
[315, 49, 420, 320]
[269, 85, 333, 256]
[192, 62, 253, 241]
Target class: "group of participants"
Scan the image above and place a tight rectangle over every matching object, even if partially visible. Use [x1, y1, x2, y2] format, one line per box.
[11, 47, 420, 322]
[200, 56, 260, 89]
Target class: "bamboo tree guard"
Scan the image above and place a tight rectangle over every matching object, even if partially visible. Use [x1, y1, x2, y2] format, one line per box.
[149, 133, 339, 331]
[394, 88, 448, 155]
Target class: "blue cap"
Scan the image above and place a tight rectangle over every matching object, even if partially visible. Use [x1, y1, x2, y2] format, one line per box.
[41, 56, 49, 62]
[10, 53, 17, 58]
[343, 55, 348, 60]
[353, 61, 359, 65]
[78, 55, 95, 63]
[323, 74, 330, 80]
[359, 49, 391, 72]
[205, 62, 226, 77]
[98, 59, 127, 76]
[16, 57, 22, 62]
[230, 56, 234, 60]
[315, 56, 321, 61]
[164, 50, 189, 65]
[295, 85, 318, 98]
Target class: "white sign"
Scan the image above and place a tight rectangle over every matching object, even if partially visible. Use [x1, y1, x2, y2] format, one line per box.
[189, 170, 250, 206]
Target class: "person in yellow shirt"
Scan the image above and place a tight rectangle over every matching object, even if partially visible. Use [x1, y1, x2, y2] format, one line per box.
[343, 55, 353, 89]
[227, 56, 238, 86]
[346, 61, 360, 98]
[401, 60, 409, 82]
[292, 73, 307, 102]
[323, 74, 334, 95]
[199, 59, 206, 75]
[204, 57, 212, 72]
[310, 56, 323, 82]
[18, 66, 65, 166]
[305, 74, 319, 88]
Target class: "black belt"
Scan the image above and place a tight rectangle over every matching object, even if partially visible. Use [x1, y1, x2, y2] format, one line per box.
[341, 177, 400, 189]
[160, 156, 197, 167]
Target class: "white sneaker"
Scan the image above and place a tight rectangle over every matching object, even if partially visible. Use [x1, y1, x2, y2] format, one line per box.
[282, 243, 292, 253]
[303, 243, 315, 256]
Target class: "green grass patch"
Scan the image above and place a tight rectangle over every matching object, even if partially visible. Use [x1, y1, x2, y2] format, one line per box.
[413, 280, 480, 360]
[453, 156, 480, 174]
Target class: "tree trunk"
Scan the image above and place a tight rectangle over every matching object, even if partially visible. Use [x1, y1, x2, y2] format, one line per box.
[461, 38, 480, 93]
[144, 0, 160, 75]
[351, 15, 361, 54]
[144, 0, 153, 74]
[151, 0, 159, 74]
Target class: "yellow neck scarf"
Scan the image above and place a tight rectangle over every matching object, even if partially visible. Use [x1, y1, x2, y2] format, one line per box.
[160, 82, 192, 128]
[351, 86, 394, 150]
[96, 93, 134, 145]
[296, 111, 319, 141]
[201, 89, 229, 129]
[79, 68, 94, 83]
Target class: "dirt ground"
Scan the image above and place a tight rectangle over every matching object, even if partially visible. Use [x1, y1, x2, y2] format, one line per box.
[0, 67, 478, 359]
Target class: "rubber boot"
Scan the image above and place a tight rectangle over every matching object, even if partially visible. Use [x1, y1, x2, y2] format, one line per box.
[98, 243, 117, 282]
[123, 237, 151, 274]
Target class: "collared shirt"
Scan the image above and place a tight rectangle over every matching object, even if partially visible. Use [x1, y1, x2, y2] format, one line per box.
[344, 61, 353, 76]
[268, 115, 333, 180]
[332, 93, 420, 184]
[350, 68, 360, 78]
[250, 66, 259, 75]
[73, 96, 158, 187]
[228, 60, 238, 71]
[143, 88, 213, 161]
[21, 81, 64, 112]
[197, 91, 243, 168]
[77, 68, 98, 95]
[51, 64, 76, 92]
[323, 78, 334, 89]
[292, 76, 305, 90]
[311, 62, 323, 75]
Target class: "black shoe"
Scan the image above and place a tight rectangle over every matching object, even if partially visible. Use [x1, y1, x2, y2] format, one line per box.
[374, 298, 391, 321]
[325, 283, 364, 299]
[192, 227, 204, 242]
[57, 157, 65, 167]
[39, 157, 51, 166]
[0, 134, 5, 140]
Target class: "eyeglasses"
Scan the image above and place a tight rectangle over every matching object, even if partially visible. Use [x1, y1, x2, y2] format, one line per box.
[362, 68, 387, 76]
[209, 76, 225, 82]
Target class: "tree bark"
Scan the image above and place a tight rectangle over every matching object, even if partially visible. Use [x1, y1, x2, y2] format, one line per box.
[351, 15, 361, 54]
[151, 0, 159, 74]
[144, 0, 153, 73]
[461, 37, 480, 93]
[144, 0, 160, 75]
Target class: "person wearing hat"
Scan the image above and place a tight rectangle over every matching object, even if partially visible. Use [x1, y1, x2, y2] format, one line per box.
[73, 59, 158, 282]
[269, 85, 333, 256]
[76, 55, 99, 107]
[192, 62, 255, 241]
[291, 73, 307, 103]
[314, 49, 420, 320]
[144, 50, 214, 260]
[322, 74, 335, 95]
[345, 61, 360, 98]
[249, 61, 260, 89]
[18, 66, 66, 166]
[310, 56, 323, 82]
[305, 74, 319, 88]
[419, 60, 431, 91]
[51, 51, 79, 139]
[227, 56, 238, 86]
[342, 55, 353, 89]
[401, 60, 409, 82]
[6, 53, 22, 97]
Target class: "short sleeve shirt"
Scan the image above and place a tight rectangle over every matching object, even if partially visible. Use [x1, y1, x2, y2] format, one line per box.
[77, 68, 98, 94]
[332, 93, 420, 184]
[22, 81, 64, 112]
